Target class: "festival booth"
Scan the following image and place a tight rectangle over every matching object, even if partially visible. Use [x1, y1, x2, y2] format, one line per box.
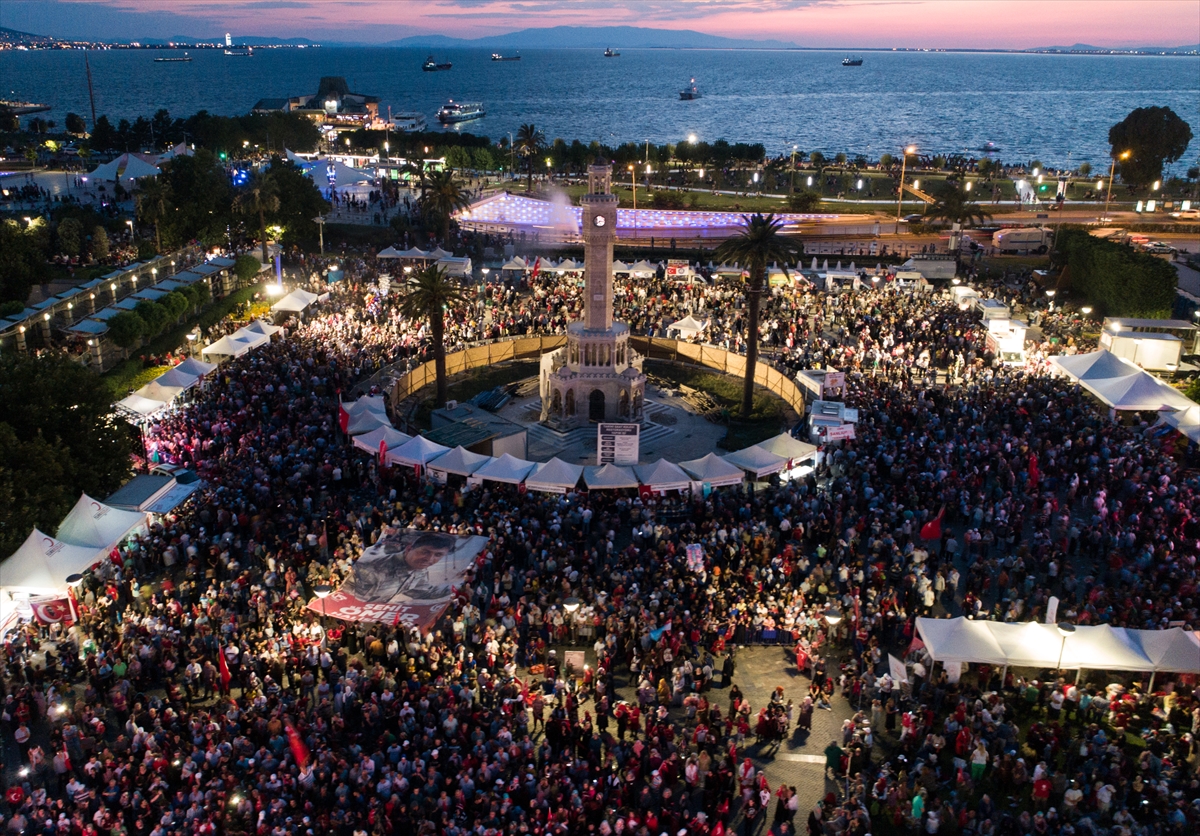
[1050, 349, 1141, 383]
[152, 367, 202, 391]
[426, 446, 493, 480]
[752, 433, 819, 466]
[1158, 406, 1200, 444]
[1080, 370, 1194, 413]
[386, 435, 450, 470]
[667, 315, 708, 340]
[525, 457, 585, 494]
[241, 320, 282, 338]
[270, 288, 319, 313]
[135, 380, 187, 406]
[56, 493, 148, 555]
[633, 459, 691, 493]
[583, 464, 639, 490]
[201, 331, 268, 360]
[1, 530, 106, 595]
[721, 445, 789, 480]
[376, 246, 403, 259]
[172, 357, 217, 378]
[679, 453, 745, 488]
[472, 453, 537, 485]
[351, 425, 412, 457]
[339, 396, 391, 435]
[89, 153, 161, 186]
[115, 393, 170, 419]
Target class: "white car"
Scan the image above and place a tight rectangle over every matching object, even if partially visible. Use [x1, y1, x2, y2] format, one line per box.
[1169, 209, 1199, 220]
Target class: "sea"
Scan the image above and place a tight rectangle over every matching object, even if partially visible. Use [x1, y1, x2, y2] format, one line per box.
[2, 47, 1198, 168]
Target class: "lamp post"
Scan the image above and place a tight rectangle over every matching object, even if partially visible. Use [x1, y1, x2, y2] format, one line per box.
[1080, 306, 1093, 320]
[1055, 622, 1075, 672]
[563, 596, 580, 647]
[823, 604, 843, 645]
[896, 145, 917, 231]
[1046, 288, 1056, 313]
[628, 164, 636, 212]
[313, 584, 332, 648]
[790, 144, 798, 196]
[313, 215, 325, 255]
[1103, 151, 1130, 221]
[186, 332, 198, 357]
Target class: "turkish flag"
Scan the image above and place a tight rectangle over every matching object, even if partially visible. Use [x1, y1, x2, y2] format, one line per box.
[920, 508, 944, 541]
[379, 439, 388, 467]
[531, 257, 541, 280]
[218, 648, 232, 692]
[285, 719, 310, 768]
[1027, 454, 1040, 491]
[30, 597, 76, 626]
[338, 403, 350, 433]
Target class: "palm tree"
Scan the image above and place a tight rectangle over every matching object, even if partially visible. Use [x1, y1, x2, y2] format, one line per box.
[714, 214, 801, 418]
[421, 169, 472, 243]
[135, 176, 170, 252]
[234, 172, 280, 264]
[398, 265, 467, 407]
[515, 123, 545, 193]
[925, 184, 993, 228]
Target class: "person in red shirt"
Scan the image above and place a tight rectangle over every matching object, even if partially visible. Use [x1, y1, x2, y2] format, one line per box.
[1033, 775, 1052, 809]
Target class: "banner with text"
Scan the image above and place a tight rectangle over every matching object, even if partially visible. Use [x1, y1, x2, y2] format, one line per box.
[308, 529, 488, 631]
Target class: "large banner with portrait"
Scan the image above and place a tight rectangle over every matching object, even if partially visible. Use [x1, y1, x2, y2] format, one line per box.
[308, 529, 488, 631]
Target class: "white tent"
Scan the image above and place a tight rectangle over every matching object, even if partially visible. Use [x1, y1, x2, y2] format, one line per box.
[752, 433, 818, 464]
[135, 380, 186, 404]
[304, 159, 372, 188]
[351, 425, 412, 457]
[474, 453, 537, 484]
[346, 411, 388, 435]
[173, 357, 217, 377]
[122, 155, 161, 181]
[667, 315, 708, 339]
[633, 459, 690, 492]
[397, 247, 431, 259]
[721, 446, 789, 479]
[342, 396, 389, 419]
[612, 260, 631, 272]
[1050, 349, 1140, 383]
[678, 453, 745, 487]
[583, 463, 639, 490]
[56, 493, 147, 553]
[426, 446, 493, 478]
[1, 529, 105, 594]
[1082, 370, 1195, 412]
[270, 288, 319, 313]
[501, 257, 527, 271]
[387, 435, 450, 468]
[916, 618, 1008, 665]
[377, 246, 403, 259]
[427, 247, 452, 259]
[556, 258, 579, 272]
[115, 393, 169, 418]
[201, 331, 268, 358]
[1160, 405, 1200, 443]
[240, 319, 282, 337]
[153, 367, 202, 390]
[526, 457, 585, 493]
[629, 260, 657, 275]
[154, 142, 192, 163]
[1128, 627, 1200, 673]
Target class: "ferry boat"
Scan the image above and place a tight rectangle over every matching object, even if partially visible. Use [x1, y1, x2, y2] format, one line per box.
[224, 47, 253, 56]
[154, 53, 193, 63]
[977, 141, 1002, 153]
[604, 47, 620, 57]
[679, 78, 700, 100]
[389, 112, 427, 132]
[842, 56, 863, 66]
[491, 53, 520, 61]
[437, 100, 485, 123]
[423, 55, 452, 71]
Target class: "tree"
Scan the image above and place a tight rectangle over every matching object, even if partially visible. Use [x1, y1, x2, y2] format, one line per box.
[0, 352, 133, 554]
[977, 158, 998, 180]
[421, 169, 472, 243]
[266, 157, 329, 250]
[65, 113, 87, 135]
[57, 217, 83, 257]
[713, 214, 801, 418]
[1109, 106, 1194, 187]
[471, 146, 495, 173]
[0, 219, 50, 304]
[397, 265, 466, 408]
[787, 191, 822, 212]
[134, 300, 168, 337]
[106, 311, 145, 349]
[160, 291, 189, 322]
[234, 172, 280, 264]
[134, 176, 171, 253]
[89, 116, 118, 151]
[91, 226, 109, 261]
[235, 254, 262, 284]
[925, 183, 993, 228]
[515, 123, 546, 193]
[1078, 162, 1092, 178]
[445, 146, 472, 175]
[1058, 228, 1176, 317]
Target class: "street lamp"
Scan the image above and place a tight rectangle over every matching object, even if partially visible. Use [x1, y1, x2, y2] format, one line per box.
[1046, 288, 1056, 312]
[1055, 622, 1075, 671]
[563, 597, 581, 649]
[1103, 151, 1130, 220]
[896, 144, 917, 228]
[186, 332, 198, 356]
[313, 215, 325, 255]
[628, 164, 637, 212]
[313, 584, 332, 647]
[65, 573, 83, 627]
[790, 144, 798, 196]
[1080, 306, 1093, 318]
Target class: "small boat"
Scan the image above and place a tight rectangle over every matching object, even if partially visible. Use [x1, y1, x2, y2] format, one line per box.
[389, 112, 427, 132]
[423, 55, 452, 71]
[437, 100, 485, 123]
[977, 142, 1002, 153]
[224, 47, 253, 56]
[842, 56, 863, 66]
[491, 53, 520, 61]
[679, 78, 700, 100]
[604, 47, 620, 57]
[154, 53, 192, 63]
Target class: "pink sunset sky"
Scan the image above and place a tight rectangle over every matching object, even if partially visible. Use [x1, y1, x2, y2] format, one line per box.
[2, 0, 1198, 47]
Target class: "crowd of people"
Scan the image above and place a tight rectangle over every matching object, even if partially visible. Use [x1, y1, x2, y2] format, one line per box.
[2, 254, 1198, 836]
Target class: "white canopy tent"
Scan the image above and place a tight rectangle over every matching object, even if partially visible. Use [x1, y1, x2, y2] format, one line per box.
[376, 246, 403, 259]
[240, 319, 282, 337]
[474, 453, 537, 485]
[721, 445, 789, 479]
[427, 247, 452, 260]
[201, 331, 268, 358]
[752, 433, 819, 464]
[1160, 406, 1200, 443]
[1127, 627, 1200, 673]
[679, 453, 745, 487]
[583, 464, 639, 490]
[387, 435, 450, 468]
[667, 315, 708, 339]
[525, 458, 585, 493]
[500, 257, 527, 271]
[1050, 349, 1140, 383]
[629, 260, 657, 275]
[56, 494, 147, 554]
[173, 357, 216, 377]
[345, 411, 388, 435]
[397, 247, 431, 260]
[1, 530, 106, 595]
[115, 393, 169, 418]
[1081, 371, 1195, 412]
[270, 288, 320, 313]
[153, 367, 202, 390]
[134, 380, 186, 405]
[612, 260, 631, 272]
[426, 446, 493, 478]
[351, 425, 412, 456]
[633, 459, 691, 492]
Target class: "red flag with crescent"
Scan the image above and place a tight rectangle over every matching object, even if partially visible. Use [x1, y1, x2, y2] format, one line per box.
[285, 719, 310, 768]
[218, 647, 232, 691]
[531, 257, 542, 280]
[920, 507, 944, 541]
[30, 596, 76, 626]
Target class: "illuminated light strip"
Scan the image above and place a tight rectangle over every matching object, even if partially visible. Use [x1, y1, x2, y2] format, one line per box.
[457, 194, 843, 230]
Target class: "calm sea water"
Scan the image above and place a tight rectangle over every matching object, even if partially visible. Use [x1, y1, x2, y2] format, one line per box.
[2, 47, 1197, 168]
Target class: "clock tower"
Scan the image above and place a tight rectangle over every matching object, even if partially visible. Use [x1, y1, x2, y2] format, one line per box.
[539, 162, 645, 428]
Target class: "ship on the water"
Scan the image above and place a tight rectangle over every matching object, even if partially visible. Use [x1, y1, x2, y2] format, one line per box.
[604, 47, 620, 57]
[154, 53, 193, 63]
[842, 56, 863, 66]
[423, 55, 452, 71]
[437, 100, 485, 123]
[491, 53, 520, 61]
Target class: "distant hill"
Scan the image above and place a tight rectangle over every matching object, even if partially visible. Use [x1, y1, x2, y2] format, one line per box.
[137, 35, 321, 46]
[0, 26, 53, 44]
[1028, 42, 1200, 53]
[385, 25, 797, 50]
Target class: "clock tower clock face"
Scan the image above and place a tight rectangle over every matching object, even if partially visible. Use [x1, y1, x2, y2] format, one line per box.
[593, 215, 606, 227]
